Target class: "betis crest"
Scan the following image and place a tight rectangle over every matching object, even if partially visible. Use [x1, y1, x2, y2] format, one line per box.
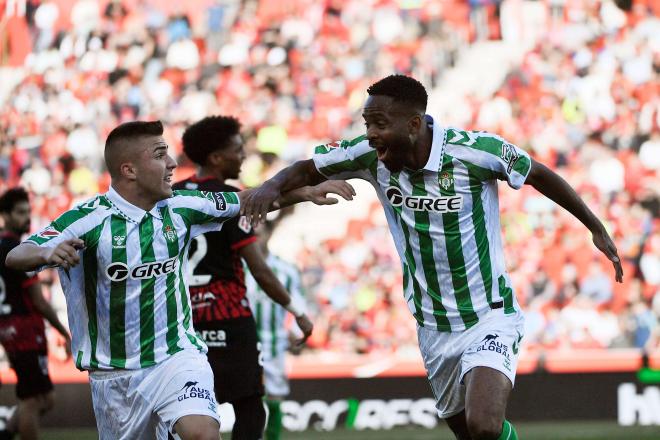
[163, 225, 177, 242]
[440, 172, 453, 190]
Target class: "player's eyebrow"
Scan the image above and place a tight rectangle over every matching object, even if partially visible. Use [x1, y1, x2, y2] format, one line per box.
[153, 142, 168, 153]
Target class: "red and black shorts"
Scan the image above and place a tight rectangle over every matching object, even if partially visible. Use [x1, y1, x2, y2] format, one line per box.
[197, 317, 264, 404]
[7, 351, 53, 399]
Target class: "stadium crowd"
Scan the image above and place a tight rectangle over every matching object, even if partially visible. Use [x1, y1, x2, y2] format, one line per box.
[0, 0, 658, 359]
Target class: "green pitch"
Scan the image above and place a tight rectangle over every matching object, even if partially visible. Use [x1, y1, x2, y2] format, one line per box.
[42, 421, 660, 439]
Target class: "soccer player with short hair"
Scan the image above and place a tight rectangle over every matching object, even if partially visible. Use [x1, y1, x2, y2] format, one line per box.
[174, 115, 352, 439]
[0, 187, 72, 440]
[4, 120, 353, 439]
[245, 220, 307, 440]
[240, 75, 624, 440]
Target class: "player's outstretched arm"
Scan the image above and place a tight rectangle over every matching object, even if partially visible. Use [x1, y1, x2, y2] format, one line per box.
[525, 158, 623, 282]
[240, 159, 326, 225]
[278, 180, 356, 208]
[6, 239, 85, 272]
[240, 243, 313, 345]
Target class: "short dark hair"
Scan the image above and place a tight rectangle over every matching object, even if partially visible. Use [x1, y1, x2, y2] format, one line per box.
[105, 120, 164, 150]
[182, 116, 241, 166]
[104, 120, 164, 177]
[0, 187, 29, 214]
[367, 75, 428, 112]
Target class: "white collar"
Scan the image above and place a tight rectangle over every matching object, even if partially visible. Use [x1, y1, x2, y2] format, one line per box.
[422, 115, 446, 172]
[105, 186, 164, 223]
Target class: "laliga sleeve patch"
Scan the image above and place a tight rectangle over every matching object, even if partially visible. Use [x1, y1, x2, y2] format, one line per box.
[38, 226, 60, 238]
[212, 192, 227, 211]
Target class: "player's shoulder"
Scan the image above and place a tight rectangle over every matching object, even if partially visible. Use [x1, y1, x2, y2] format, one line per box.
[314, 134, 369, 155]
[56, 195, 112, 228]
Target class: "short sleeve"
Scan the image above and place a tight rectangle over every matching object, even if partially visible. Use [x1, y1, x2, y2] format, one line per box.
[170, 190, 241, 237]
[312, 135, 377, 181]
[445, 129, 532, 189]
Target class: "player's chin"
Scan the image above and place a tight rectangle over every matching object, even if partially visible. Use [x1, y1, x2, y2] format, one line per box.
[382, 161, 404, 173]
[161, 184, 173, 198]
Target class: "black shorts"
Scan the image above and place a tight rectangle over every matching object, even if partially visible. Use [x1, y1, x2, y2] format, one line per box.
[7, 351, 53, 399]
[197, 318, 264, 403]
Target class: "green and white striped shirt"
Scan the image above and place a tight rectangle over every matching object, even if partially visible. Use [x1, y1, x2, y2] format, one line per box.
[313, 116, 532, 332]
[245, 253, 305, 359]
[27, 187, 240, 370]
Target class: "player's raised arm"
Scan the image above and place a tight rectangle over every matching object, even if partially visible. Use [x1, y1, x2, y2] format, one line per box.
[240, 159, 325, 225]
[6, 239, 85, 272]
[525, 158, 623, 282]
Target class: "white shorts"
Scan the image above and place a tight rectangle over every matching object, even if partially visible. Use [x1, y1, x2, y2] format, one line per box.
[263, 353, 289, 397]
[89, 349, 220, 440]
[417, 308, 525, 419]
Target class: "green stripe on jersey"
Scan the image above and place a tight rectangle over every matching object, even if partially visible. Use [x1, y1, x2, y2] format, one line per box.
[178, 225, 203, 351]
[138, 215, 156, 367]
[319, 150, 376, 177]
[409, 172, 451, 330]
[82, 234, 99, 369]
[160, 207, 182, 356]
[172, 207, 216, 226]
[465, 164, 494, 306]
[498, 276, 516, 314]
[109, 216, 127, 367]
[439, 156, 478, 328]
[389, 175, 425, 327]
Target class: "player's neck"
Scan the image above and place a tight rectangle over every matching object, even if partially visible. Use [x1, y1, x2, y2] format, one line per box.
[410, 124, 433, 170]
[111, 182, 158, 212]
[197, 167, 224, 183]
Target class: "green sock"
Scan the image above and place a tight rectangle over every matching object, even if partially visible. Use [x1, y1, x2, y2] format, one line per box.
[265, 399, 283, 440]
[497, 420, 519, 440]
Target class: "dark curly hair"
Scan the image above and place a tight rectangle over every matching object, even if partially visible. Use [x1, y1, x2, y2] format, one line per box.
[0, 187, 29, 214]
[367, 75, 428, 112]
[182, 116, 241, 166]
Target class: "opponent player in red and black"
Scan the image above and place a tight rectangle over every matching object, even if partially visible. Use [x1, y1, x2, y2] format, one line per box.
[174, 116, 354, 439]
[0, 188, 71, 440]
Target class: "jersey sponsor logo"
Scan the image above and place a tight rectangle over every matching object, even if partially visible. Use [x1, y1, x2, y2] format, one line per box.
[476, 332, 513, 372]
[197, 329, 227, 347]
[386, 187, 463, 212]
[38, 226, 60, 239]
[238, 216, 251, 233]
[177, 381, 216, 408]
[500, 142, 520, 174]
[105, 257, 178, 282]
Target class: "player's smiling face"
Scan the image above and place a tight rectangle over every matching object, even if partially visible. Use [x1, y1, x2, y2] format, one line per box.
[134, 136, 177, 201]
[363, 95, 417, 173]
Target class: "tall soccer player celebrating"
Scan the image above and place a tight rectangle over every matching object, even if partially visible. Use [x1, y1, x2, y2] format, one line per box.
[4, 120, 354, 440]
[240, 75, 624, 440]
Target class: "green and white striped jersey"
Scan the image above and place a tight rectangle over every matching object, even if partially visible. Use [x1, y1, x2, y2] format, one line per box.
[245, 253, 305, 360]
[312, 116, 532, 332]
[27, 187, 240, 370]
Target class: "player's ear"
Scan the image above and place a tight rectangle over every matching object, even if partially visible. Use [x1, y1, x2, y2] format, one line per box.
[208, 150, 224, 166]
[120, 162, 138, 181]
[408, 113, 423, 134]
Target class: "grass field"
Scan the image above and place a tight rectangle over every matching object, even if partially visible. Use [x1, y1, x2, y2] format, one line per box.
[42, 421, 660, 439]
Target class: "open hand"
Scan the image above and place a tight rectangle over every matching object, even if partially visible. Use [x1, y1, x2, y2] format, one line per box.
[306, 180, 356, 205]
[239, 184, 281, 227]
[592, 227, 623, 283]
